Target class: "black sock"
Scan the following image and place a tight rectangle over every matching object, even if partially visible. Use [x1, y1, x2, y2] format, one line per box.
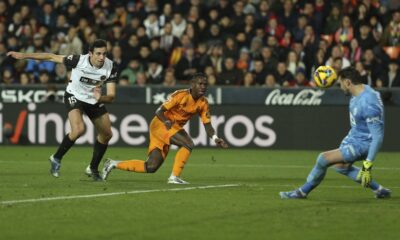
[54, 134, 75, 160]
[90, 140, 108, 171]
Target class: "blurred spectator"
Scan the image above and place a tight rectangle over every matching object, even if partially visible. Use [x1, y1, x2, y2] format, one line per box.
[110, 44, 125, 71]
[369, 15, 383, 42]
[293, 69, 311, 87]
[242, 71, 255, 87]
[381, 9, 400, 46]
[19, 72, 33, 85]
[263, 74, 280, 88]
[120, 59, 144, 86]
[144, 12, 160, 39]
[325, 45, 351, 69]
[355, 61, 372, 85]
[171, 12, 187, 38]
[251, 59, 267, 85]
[362, 48, 382, 83]
[149, 38, 168, 68]
[204, 44, 223, 74]
[260, 46, 278, 73]
[236, 47, 250, 72]
[159, 3, 173, 27]
[136, 72, 147, 87]
[118, 75, 130, 86]
[286, 50, 305, 76]
[334, 15, 354, 45]
[376, 60, 400, 87]
[222, 36, 238, 59]
[159, 22, 181, 56]
[325, 5, 341, 34]
[218, 57, 243, 85]
[274, 62, 293, 87]
[146, 59, 164, 84]
[279, 0, 297, 32]
[175, 47, 200, 82]
[1, 68, 15, 84]
[38, 70, 51, 84]
[356, 22, 377, 50]
[163, 68, 176, 87]
[54, 63, 68, 84]
[349, 39, 362, 65]
[37, 2, 57, 29]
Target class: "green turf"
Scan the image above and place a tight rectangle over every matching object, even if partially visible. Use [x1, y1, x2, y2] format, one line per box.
[0, 146, 399, 240]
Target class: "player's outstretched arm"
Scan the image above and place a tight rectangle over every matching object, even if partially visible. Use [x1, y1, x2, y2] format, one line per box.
[204, 123, 228, 148]
[7, 51, 64, 63]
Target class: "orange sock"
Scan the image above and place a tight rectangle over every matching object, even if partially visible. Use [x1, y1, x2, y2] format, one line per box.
[116, 160, 146, 173]
[172, 147, 191, 177]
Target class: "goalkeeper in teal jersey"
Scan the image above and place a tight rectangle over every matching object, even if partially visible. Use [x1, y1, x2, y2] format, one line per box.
[280, 67, 391, 199]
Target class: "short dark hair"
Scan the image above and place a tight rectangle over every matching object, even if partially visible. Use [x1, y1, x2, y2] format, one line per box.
[89, 39, 107, 52]
[338, 67, 362, 85]
[191, 72, 207, 82]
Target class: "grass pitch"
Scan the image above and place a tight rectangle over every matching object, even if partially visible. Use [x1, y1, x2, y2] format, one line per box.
[0, 146, 399, 240]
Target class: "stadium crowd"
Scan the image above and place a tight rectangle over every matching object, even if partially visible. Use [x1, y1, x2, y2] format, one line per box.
[0, 0, 399, 88]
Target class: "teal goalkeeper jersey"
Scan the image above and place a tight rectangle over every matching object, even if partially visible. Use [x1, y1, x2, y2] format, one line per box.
[347, 85, 384, 161]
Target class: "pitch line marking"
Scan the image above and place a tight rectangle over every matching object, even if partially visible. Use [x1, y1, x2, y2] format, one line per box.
[0, 184, 240, 205]
[189, 163, 400, 171]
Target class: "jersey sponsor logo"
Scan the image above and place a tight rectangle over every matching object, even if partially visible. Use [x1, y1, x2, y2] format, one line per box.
[265, 89, 324, 106]
[79, 77, 99, 85]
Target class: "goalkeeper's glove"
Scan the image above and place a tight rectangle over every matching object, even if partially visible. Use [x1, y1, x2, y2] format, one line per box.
[357, 160, 373, 188]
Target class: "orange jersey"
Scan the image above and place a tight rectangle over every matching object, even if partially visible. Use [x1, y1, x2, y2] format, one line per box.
[162, 89, 211, 127]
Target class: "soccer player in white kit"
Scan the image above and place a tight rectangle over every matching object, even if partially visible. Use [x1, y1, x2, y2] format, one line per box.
[7, 39, 118, 181]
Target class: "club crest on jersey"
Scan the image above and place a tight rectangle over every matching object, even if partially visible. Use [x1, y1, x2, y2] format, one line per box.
[79, 76, 99, 85]
[100, 75, 106, 80]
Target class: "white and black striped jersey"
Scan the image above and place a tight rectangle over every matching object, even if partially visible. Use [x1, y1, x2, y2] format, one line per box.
[64, 54, 118, 104]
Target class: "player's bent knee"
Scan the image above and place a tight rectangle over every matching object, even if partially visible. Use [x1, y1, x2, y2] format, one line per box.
[183, 141, 194, 151]
[70, 127, 85, 139]
[145, 163, 160, 173]
[102, 131, 113, 142]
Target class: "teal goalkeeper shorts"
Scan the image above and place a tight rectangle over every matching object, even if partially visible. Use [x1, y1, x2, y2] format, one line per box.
[339, 136, 370, 163]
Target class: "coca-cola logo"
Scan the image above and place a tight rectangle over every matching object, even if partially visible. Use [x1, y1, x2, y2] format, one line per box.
[265, 89, 325, 106]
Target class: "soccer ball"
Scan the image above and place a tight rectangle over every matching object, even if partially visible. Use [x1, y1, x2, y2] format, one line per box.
[313, 66, 337, 88]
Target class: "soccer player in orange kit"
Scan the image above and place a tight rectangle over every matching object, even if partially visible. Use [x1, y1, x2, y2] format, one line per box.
[102, 73, 228, 183]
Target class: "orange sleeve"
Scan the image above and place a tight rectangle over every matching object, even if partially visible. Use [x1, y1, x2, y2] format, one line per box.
[199, 98, 211, 124]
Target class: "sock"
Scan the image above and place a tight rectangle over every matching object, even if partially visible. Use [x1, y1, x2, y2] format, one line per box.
[89, 140, 108, 171]
[53, 134, 75, 160]
[300, 154, 330, 194]
[116, 160, 146, 172]
[335, 165, 380, 191]
[172, 147, 191, 177]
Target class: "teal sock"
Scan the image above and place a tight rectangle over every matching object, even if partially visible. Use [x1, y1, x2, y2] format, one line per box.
[300, 154, 329, 194]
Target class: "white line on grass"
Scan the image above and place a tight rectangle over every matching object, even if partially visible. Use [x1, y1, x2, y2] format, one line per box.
[0, 184, 240, 205]
[251, 183, 400, 190]
[189, 163, 400, 171]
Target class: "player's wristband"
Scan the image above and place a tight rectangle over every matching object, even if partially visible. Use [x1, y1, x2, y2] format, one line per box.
[212, 135, 219, 142]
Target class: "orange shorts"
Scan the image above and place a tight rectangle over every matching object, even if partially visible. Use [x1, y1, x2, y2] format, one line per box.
[148, 117, 182, 159]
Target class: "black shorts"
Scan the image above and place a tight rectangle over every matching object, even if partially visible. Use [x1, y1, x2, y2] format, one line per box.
[64, 92, 107, 120]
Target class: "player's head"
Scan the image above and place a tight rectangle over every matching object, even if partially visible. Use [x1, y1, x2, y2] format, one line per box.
[337, 67, 363, 96]
[190, 73, 208, 99]
[89, 39, 107, 68]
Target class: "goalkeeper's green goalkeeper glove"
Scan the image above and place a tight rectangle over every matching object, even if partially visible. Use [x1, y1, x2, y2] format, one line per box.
[357, 160, 373, 188]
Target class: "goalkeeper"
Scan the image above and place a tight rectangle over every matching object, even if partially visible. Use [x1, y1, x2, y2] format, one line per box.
[280, 67, 391, 199]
